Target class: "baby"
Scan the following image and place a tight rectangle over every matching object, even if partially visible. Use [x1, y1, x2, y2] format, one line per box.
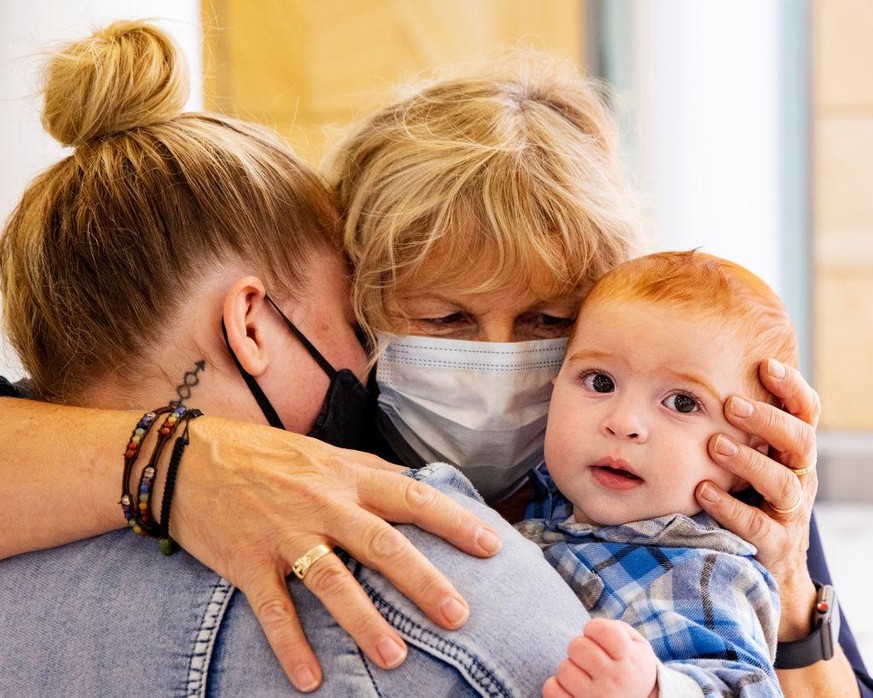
[519, 250, 797, 697]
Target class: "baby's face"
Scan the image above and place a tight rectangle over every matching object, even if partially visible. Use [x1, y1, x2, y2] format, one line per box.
[384, 247, 586, 343]
[545, 298, 754, 526]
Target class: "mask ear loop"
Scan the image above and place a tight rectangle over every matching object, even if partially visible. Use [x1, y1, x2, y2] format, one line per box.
[264, 295, 338, 379]
[220, 318, 286, 430]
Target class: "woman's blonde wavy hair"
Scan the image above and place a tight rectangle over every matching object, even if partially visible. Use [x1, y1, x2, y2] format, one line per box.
[0, 21, 340, 402]
[326, 50, 647, 347]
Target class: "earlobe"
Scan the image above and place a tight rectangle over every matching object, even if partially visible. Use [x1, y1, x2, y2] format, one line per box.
[222, 276, 271, 377]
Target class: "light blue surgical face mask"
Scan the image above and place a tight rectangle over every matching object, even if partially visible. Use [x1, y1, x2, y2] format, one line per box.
[375, 335, 568, 502]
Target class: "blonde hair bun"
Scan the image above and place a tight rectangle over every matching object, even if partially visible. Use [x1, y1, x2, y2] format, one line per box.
[42, 20, 189, 146]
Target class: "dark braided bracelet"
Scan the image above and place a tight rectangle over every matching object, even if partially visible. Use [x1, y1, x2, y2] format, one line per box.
[158, 410, 202, 555]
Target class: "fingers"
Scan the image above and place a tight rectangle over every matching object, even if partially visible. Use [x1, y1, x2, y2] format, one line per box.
[696, 479, 779, 548]
[551, 638, 599, 698]
[356, 468, 503, 558]
[722, 396, 817, 471]
[543, 675, 575, 698]
[546, 621, 656, 698]
[706, 432, 817, 515]
[243, 550, 411, 693]
[243, 573, 323, 692]
[297, 548, 409, 667]
[580, 618, 638, 660]
[759, 359, 821, 428]
[324, 506, 471, 630]
[552, 626, 627, 697]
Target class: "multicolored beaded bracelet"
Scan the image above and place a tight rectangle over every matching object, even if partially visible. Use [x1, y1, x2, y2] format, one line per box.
[131, 405, 189, 537]
[120, 407, 173, 533]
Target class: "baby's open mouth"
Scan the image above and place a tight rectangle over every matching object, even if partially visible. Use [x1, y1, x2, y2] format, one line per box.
[596, 465, 641, 481]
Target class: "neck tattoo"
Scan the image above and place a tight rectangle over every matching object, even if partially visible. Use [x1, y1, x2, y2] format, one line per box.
[171, 359, 206, 407]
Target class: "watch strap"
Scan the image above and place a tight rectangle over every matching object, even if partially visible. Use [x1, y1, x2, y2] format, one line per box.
[775, 582, 838, 670]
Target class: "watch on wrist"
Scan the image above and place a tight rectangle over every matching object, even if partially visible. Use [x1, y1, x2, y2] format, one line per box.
[775, 582, 840, 670]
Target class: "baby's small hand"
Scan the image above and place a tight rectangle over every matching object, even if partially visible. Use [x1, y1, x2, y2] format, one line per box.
[542, 618, 658, 698]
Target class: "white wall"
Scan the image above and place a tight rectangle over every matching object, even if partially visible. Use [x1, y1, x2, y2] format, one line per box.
[0, 0, 202, 381]
[631, 2, 783, 288]
[597, 0, 810, 368]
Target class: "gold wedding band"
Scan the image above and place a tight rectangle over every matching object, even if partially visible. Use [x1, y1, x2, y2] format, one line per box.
[292, 544, 333, 580]
[770, 494, 803, 515]
[791, 462, 817, 477]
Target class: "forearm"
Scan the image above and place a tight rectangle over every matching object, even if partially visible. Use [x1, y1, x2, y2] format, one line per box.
[777, 647, 860, 698]
[0, 398, 131, 558]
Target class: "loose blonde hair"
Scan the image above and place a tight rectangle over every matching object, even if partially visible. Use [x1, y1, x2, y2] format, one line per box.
[579, 250, 799, 403]
[0, 21, 340, 403]
[326, 50, 646, 345]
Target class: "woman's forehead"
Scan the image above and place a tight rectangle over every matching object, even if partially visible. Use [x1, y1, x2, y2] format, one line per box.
[392, 262, 588, 313]
[398, 238, 583, 296]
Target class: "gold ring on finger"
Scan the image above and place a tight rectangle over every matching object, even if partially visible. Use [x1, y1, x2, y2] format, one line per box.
[292, 544, 333, 580]
[770, 493, 803, 515]
[792, 462, 817, 477]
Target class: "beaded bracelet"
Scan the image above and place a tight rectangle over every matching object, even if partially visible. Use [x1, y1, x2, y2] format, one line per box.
[158, 410, 202, 555]
[120, 407, 173, 532]
[132, 405, 190, 537]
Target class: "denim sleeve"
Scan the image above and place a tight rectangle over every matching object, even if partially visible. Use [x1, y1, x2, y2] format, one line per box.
[808, 510, 873, 696]
[360, 462, 592, 696]
[217, 462, 593, 697]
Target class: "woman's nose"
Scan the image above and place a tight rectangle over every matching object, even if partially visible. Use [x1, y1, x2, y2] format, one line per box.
[476, 318, 518, 343]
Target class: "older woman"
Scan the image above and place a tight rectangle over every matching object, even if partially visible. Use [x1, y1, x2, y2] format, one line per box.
[324, 54, 869, 697]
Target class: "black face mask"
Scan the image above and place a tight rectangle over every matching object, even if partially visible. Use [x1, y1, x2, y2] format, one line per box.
[222, 296, 372, 450]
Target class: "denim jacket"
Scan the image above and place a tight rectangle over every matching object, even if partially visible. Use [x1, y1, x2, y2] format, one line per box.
[0, 463, 589, 697]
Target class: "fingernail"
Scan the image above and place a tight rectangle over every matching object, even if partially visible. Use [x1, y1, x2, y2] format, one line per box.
[441, 596, 469, 627]
[476, 526, 502, 555]
[698, 483, 722, 504]
[292, 664, 320, 692]
[729, 396, 754, 418]
[767, 358, 786, 379]
[715, 434, 738, 457]
[377, 636, 407, 668]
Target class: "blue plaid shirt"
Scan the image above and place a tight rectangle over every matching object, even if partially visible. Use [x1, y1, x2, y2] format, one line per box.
[520, 463, 781, 697]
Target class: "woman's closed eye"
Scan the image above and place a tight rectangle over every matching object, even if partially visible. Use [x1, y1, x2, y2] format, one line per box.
[421, 312, 469, 326]
[663, 392, 702, 414]
[517, 313, 576, 338]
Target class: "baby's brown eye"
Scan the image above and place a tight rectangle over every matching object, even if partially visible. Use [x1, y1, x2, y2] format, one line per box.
[664, 393, 699, 413]
[582, 372, 615, 393]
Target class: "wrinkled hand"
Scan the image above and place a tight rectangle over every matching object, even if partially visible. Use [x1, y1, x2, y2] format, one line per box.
[165, 416, 502, 692]
[696, 359, 819, 639]
[542, 618, 658, 698]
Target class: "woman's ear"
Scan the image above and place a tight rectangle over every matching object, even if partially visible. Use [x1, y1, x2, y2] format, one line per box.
[222, 276, 272, 377]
